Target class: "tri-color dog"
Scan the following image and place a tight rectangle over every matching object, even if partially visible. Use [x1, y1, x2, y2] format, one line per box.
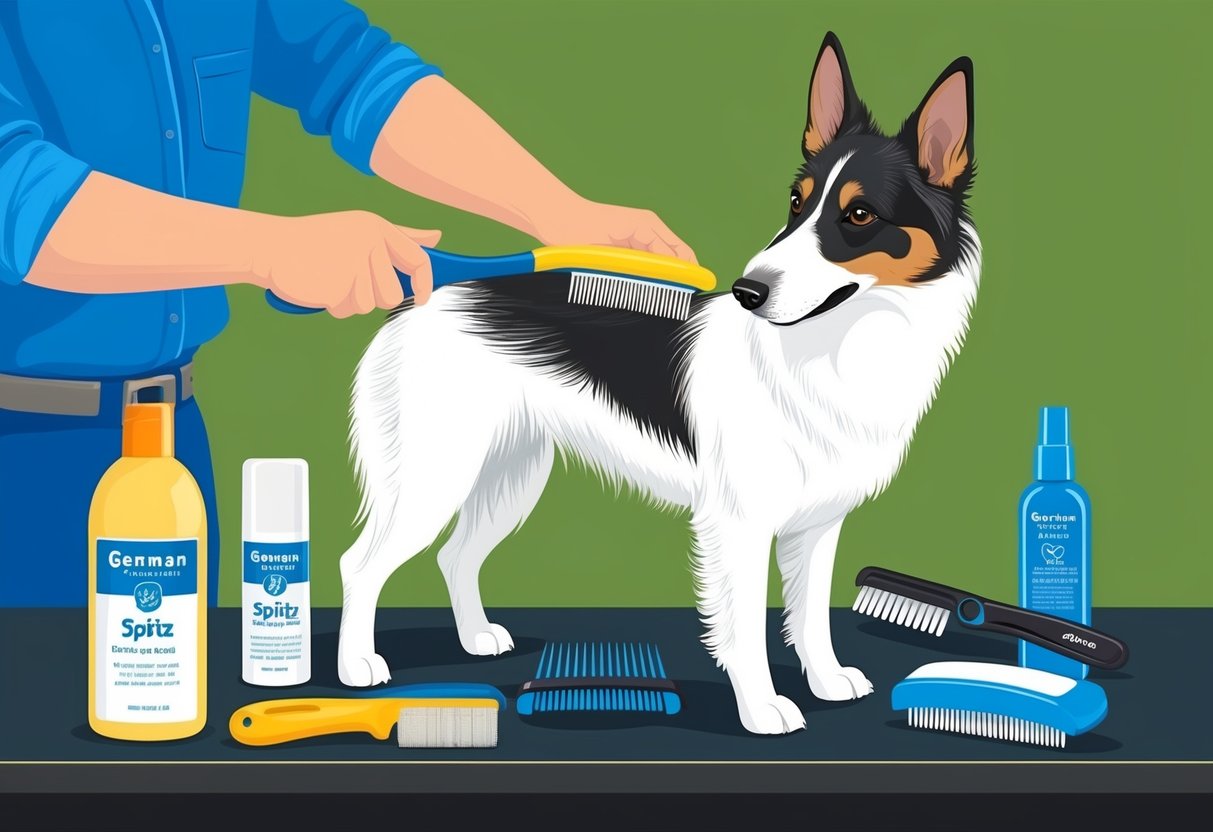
[336, 32, 980, 734]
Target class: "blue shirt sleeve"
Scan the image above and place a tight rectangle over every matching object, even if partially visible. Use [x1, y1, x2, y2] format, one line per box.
[252, 0, 443, 175]
[0, 40, 91, 286]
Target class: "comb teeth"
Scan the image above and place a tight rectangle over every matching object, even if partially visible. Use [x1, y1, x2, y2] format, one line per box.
[534, 641, 670, 680]
[568, 272, 694, 320]
[517, 642, 680, 715]
[906, 707, 1068, 748]
[852, 585, 950, 637]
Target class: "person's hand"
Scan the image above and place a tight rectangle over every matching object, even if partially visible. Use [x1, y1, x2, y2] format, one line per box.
[533, 197, 697, 264]
[251, 211, 443, 316]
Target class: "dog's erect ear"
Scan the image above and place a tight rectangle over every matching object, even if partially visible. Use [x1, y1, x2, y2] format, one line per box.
[901, 57, 974, 189]
[803, 32, 866, 158]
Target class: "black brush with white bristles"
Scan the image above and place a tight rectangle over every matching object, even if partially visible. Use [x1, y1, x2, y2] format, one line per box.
[853, 566, 1129, 670]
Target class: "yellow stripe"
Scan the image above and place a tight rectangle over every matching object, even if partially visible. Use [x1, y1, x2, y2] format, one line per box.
[531, 245, 717, 291]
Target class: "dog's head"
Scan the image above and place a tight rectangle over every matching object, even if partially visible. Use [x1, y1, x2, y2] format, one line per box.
[735, 33, 976, 326]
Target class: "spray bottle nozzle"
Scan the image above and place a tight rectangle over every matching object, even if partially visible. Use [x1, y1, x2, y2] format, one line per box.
[1035, 406, 1075, 481]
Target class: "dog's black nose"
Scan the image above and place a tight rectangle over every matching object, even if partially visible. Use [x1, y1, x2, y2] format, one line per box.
[732, 277, 769, 310]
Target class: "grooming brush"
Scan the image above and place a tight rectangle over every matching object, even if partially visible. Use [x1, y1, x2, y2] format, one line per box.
[852, 566, 1129, 670]
[516, 642, 681, 716]
[229, 682, 506, 748]
[265, 245, 717, 320]
[892, 661, 1108, 748]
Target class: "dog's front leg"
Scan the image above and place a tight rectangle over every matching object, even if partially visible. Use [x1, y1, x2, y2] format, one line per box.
[776, 519, 873, 701]
[694, 512, 805, 735]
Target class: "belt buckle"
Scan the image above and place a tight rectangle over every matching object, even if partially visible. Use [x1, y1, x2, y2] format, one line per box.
[123, 373, 177, 406]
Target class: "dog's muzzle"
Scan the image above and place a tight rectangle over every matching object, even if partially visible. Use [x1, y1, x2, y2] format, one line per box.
[731, 278, 769, 310]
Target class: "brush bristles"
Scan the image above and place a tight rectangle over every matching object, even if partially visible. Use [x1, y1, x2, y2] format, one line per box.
[852, 585, 950, 636]
[397, 706, 498, 748]
[568, 272, 694, 320]
[520, 642, 678, 715]
[906, 707, 1067, 748]
[529, 689, 670, 714]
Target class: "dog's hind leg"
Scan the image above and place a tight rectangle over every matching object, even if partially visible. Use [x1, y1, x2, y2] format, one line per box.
[338, 524, 413, 687]
[338, 313, 513, 687]
[437, 435, 553, 656]
[776, 518, 873, 701]
[693, 511, 806, 735]
[337, 464, 474, 686]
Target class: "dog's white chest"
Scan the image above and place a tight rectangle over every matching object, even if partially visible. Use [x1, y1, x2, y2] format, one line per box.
[684, 296, 964, 525]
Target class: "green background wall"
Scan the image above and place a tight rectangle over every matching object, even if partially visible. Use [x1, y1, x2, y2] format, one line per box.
[200, 0, 1211, 608]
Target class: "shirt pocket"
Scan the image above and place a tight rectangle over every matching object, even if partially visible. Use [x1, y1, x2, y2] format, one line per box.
[193, 50, 252, 154]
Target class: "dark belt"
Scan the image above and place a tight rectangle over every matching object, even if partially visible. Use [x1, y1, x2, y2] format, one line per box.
[0, 362, 194, 417]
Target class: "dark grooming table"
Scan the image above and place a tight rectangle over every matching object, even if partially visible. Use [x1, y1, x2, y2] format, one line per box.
[0, 608, 1209, 795]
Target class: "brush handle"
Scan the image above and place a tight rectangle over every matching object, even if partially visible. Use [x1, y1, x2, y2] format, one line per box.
[265, 248, 536, 315]
[229, 698, 403, 746]
[855, 566, 1129, 670]
[973, 600, 1129, 670]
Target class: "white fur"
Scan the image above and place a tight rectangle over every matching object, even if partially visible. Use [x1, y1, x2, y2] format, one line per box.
[336, 200, 981, 734]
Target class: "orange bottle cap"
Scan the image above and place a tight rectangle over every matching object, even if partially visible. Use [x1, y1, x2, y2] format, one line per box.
[122, 403, 175, 457]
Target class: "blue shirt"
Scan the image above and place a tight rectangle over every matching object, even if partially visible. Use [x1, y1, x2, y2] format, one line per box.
[0, 0, 440, 379]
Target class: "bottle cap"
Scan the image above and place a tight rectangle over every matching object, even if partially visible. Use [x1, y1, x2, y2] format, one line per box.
[122, 403, 174, 457]
[1035, 406, 1075, 481]
[242, 459, 309, 539]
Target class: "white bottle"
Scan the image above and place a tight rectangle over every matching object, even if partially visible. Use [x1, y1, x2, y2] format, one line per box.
[242, 458, 310, 686]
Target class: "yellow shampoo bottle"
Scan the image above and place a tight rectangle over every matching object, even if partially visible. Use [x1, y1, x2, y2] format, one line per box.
[88, 403, 207, 740]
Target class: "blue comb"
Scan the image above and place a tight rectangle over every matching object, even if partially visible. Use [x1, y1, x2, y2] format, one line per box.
[516, 642, 681, 716]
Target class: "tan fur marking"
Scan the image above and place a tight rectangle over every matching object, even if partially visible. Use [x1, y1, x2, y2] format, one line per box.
[928, 146, 968, 189]
[799, 177, 815, 200]
[839, 180, 864, 210]
[804, 127, 826, 156]
[837, 226, 939, 286]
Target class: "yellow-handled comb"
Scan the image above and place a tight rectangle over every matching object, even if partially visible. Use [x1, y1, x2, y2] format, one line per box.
[230, 683, 505, 748]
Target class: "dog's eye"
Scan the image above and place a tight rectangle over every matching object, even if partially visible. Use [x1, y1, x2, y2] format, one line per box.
[842, 206, 877, 227]
[790, 191, 803, 215]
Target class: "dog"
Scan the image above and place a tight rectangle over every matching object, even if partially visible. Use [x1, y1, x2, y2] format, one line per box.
[335, 32, 980, 734]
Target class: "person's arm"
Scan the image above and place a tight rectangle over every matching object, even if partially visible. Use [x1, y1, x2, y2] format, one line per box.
[368, 76, 697, 267]
[251, 0, 695, 303]
[1, 9, 432, 319]
[26, 173, 440, 319]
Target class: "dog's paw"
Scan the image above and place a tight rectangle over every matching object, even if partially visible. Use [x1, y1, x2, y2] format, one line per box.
[807, 666, 874, 701]
[739, 694, 806, 735]
[338, 651, 392, 687]
[460, 623, 514, 657]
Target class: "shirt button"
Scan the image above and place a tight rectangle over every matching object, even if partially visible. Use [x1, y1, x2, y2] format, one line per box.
[151, 43, 161, 53]
[169, 313, 180, 324]
[164, 129, 175, 140]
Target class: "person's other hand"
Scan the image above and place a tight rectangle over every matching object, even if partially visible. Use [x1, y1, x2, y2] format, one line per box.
[534, 198, 697, 264]
[253, 211, 443, 316]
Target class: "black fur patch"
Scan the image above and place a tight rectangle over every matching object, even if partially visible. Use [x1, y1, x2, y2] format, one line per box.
[438, 274, 704, 457]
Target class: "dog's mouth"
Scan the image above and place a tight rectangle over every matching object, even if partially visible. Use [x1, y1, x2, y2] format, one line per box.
[770, 283, 860, 327]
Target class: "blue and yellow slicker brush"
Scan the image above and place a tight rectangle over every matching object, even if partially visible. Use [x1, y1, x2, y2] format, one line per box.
[266, 245, 717, 321]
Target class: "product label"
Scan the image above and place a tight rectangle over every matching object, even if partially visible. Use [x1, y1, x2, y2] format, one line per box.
[1025, 508, 1081, 614]
[95, 538, 198, 723]
[242, 541, 310, 683]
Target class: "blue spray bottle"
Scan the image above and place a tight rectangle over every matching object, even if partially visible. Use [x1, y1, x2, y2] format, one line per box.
[1019, 406, 1092, 679]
